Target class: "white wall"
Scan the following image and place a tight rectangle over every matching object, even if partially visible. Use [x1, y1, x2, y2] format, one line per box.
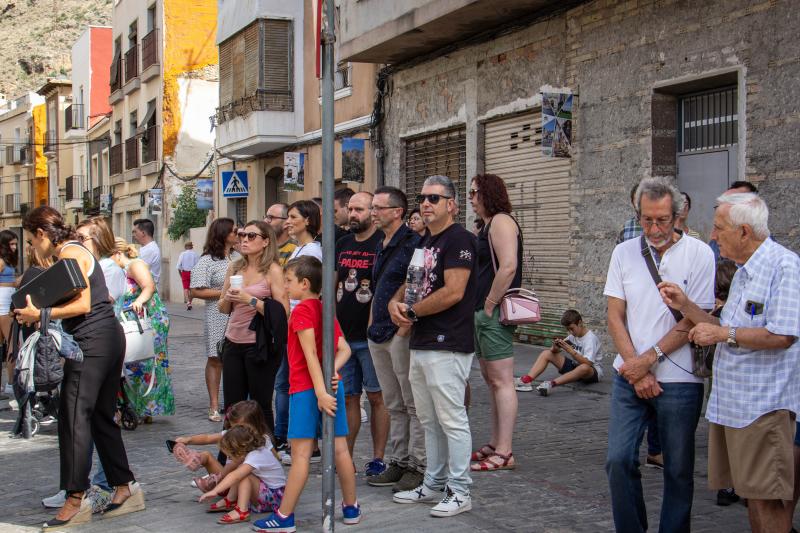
[174, 77, 217, 174]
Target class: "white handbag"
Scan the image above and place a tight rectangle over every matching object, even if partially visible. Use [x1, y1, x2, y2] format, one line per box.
[119, 308, 157, 395]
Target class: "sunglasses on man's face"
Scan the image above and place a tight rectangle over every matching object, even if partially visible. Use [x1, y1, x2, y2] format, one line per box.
[416, 194, 452, 205]
[237, 231, 266, 241]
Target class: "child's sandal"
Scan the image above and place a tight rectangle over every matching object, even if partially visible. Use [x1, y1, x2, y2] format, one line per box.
[217, 505, 250, 524]
[207, 497, 235, 513]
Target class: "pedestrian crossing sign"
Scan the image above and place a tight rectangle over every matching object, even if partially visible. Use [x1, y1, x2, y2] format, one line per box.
[222, 170, 249, 198]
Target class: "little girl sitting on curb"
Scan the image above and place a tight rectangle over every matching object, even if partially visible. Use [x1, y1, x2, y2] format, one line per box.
[172, 400, 273, 492]
[198, 425, 286, 524]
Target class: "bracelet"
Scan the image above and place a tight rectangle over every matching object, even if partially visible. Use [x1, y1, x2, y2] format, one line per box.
[486, 297, 500, 305]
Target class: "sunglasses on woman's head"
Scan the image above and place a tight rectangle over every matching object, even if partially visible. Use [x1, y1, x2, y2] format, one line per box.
[416, 194, 451, 205]
[237, 231, 266, 241]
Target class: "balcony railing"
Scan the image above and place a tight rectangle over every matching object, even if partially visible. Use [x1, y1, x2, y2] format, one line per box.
[44, 130, 57, 154]
[125, 136, 138, 170]
[215, 89, 294, 125]
[47, 196, 65, 213]
[110, 144, 123, 175]
[65, 104, 84, 130]
[125, 46, 138, 83]
[142, 29, 158, 70]
[110, 53, 122, 93]
[5, 193, 20, 213]
[66, 175, 84, 201]
[83, 189, 95, 213]
[142, 125, 157, 164]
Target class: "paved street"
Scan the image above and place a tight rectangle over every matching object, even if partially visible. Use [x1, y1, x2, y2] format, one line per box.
[0, 303, 755, 532]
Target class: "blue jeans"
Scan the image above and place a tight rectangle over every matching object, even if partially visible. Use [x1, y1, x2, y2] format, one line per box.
[646, 412, 661, 456]
[606, 375, 703, 533]
[274, 353, 290, 441]
[88, 441, 112, 491]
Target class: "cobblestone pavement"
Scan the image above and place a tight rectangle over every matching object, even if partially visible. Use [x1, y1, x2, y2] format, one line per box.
[0, 303, 757, 532]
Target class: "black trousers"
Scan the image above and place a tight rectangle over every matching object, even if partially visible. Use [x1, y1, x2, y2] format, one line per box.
[222, 340, 280, 433]
[60, 322, 134, 492]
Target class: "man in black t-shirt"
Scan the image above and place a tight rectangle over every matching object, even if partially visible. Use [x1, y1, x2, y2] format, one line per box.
[388, 175, 477, 518]
[335, 191, 389, 476]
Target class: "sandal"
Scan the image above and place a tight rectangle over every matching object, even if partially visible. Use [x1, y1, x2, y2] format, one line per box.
[207, 496, 235, 513]
[173, 443, 203, 471]
[470, 444, 496, 462]
[471, 451, 516, 471]
[217, 504, 250, 524]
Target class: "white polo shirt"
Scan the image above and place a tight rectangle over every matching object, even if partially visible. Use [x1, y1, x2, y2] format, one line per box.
[603, 234, 715, 384]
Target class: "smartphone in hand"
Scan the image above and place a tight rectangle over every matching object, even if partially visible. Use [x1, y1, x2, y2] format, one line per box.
[166, 439, 177, 453]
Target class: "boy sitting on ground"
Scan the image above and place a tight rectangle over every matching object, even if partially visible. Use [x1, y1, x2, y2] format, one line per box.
[515, 309, 603, 395]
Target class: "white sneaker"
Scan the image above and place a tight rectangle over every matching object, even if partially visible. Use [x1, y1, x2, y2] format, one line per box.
[393, 483, 443, 504]
[514, 377, 533, 392]
[537, 381, 552, 396]
[360, 407, 368, 424]
[42, 490, 66, 508]
[430, 487, 472, 517]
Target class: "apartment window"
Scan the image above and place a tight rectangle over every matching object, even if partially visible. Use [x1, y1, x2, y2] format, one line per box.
[129, 111, 138, 136]
[14, 174, 20, 196]
[114, 120, 122, 144]
[128, 21, 138, 49]
[111, 37, 122, 90]
[679, 86, 738, 152]
[234, 198, 247, 226]
[91, 155, 99, 186]
[217, 19, 293, 123]
[147, 5, 156, 32]
[101, 149, 109, 182]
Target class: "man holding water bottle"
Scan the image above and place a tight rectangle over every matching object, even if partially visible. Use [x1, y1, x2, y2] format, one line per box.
[388, 175, 477, 518]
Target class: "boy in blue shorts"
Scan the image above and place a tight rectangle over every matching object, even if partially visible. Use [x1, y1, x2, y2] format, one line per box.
[253, 256, 360, 532]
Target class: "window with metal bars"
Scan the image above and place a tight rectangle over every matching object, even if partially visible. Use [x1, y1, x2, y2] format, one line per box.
[234, 198, 248, 226]
[679, 86, 737, 152]
[403, 127, 467, 226]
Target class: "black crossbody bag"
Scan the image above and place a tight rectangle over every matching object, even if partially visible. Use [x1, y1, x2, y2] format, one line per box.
[640, 236, 713, 378]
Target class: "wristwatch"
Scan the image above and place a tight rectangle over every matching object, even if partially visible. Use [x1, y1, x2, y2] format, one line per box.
[726, 327, 738, 348]
[405, 305, 418, 323]
[652, 344, 666, 364]
[249, 297, 258, 308]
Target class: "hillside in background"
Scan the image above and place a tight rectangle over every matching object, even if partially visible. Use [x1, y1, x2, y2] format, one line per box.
[0, 0, 112, 98]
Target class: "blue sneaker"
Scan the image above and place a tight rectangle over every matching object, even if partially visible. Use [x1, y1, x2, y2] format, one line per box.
[364, 458, 386, 477]
[342, 502, 361, 525]
[252, 511, 296, 532]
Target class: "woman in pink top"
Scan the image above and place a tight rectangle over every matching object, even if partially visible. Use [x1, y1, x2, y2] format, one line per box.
[219, 220, 289, 433]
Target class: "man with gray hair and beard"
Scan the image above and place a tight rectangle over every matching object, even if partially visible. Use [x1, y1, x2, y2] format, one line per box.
[659, 193, 800, 533]
[604, 177, 716, 532]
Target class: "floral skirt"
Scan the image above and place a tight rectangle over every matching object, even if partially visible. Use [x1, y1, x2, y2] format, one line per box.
[251, 481, 285, 513]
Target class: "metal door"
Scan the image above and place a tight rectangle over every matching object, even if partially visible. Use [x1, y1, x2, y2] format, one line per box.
[677, 147, 737, 240]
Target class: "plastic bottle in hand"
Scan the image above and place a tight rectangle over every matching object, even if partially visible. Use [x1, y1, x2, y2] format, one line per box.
[404, 249, 426, 306]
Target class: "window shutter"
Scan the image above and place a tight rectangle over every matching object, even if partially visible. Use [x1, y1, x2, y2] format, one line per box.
[244, 22, 260, 97]
[232, 33, 246, 102]
[262, 19, 293, 111]
[219, 39, 232, 106]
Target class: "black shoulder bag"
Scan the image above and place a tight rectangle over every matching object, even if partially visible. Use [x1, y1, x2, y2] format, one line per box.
[640, 236, 713, 378]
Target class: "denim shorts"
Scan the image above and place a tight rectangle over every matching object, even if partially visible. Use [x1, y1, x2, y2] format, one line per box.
[339, 340, 381, 396]
[287, 386, 349, 439]
[559, 357, 599, 384]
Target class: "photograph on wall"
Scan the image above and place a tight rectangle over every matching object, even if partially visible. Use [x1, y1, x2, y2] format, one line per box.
[542, 92, 573, 158]
[148, 188, 163, 214]
[283, 152, 305, 191]
[341, 137, 365, 183]
[196, 179, 214, 210]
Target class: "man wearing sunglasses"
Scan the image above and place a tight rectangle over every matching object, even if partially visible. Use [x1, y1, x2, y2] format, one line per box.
[388, 175, 477, 517]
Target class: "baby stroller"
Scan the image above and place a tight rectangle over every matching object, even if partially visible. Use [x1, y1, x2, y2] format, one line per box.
[116, 377, 139, 431]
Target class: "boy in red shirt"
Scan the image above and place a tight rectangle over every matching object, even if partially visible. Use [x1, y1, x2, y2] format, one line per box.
[253, 256, 360, 532]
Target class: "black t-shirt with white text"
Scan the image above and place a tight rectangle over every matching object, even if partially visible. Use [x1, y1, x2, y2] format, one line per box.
[335, 230, 383, 342]
[410, 223, 477, 353]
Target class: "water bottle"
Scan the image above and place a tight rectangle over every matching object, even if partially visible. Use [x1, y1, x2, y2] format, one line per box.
[404, 249, 426, 306]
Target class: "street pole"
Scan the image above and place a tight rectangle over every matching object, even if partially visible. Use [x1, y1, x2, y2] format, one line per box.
[320, 0, 336, 530]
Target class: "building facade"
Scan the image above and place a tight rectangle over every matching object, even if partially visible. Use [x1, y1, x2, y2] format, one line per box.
[215, 0, 380, 224]
[37, 80, 73, 222]
[339, 0, 800, 340]
[108, 0, 218, 302]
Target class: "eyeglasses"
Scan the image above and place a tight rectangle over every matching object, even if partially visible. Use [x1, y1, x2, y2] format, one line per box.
[640, 216, 675, 229]
[416, 194, 452, 205]
[264, 215, 287, 222]
[26, 239, 32, 246]
[468, 188, 479, 199]
[237, 231, 266, 241]
[370, 205, 401, 211]
[77, 234, 92, 242]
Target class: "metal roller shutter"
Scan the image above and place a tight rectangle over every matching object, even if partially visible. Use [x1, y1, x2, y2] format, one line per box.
[403, 127, 467, 226]
[484, 111, 571, 313]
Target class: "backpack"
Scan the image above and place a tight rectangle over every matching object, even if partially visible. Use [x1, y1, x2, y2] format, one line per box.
[16, 308, 64, 393]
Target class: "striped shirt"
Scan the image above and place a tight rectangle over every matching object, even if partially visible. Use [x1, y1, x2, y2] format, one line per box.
[278, 240, 297, 267]
[707, 238, 800, 428]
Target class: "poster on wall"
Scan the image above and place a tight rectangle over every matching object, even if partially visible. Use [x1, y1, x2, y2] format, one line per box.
[283, 152, 305, 191]
[196, 179, 213, 210]
[148, 188, 163, 215]
[341, 138, 365, 183]
[541, 92, 573, 158]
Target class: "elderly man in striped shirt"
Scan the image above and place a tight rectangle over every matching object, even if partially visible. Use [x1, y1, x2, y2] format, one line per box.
[659, 192, 800, 533]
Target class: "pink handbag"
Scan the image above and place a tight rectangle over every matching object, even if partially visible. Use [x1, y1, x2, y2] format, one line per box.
[487, 218, 542, 326]
[497, 288, 542, 325]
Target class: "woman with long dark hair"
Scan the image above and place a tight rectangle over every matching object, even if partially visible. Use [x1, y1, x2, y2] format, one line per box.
[190, 217, 238, 421]
[219, 220, 288, 431]
[0, 229, 19, 396]
[285, 200, 322, 262]
[468, 173, 523, 471]
[16, 207, 143, 528]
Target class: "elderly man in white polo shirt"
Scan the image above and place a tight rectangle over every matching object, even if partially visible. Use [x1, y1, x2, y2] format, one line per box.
[604, 177, 715, 533]
[660, 192, 800, 533]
